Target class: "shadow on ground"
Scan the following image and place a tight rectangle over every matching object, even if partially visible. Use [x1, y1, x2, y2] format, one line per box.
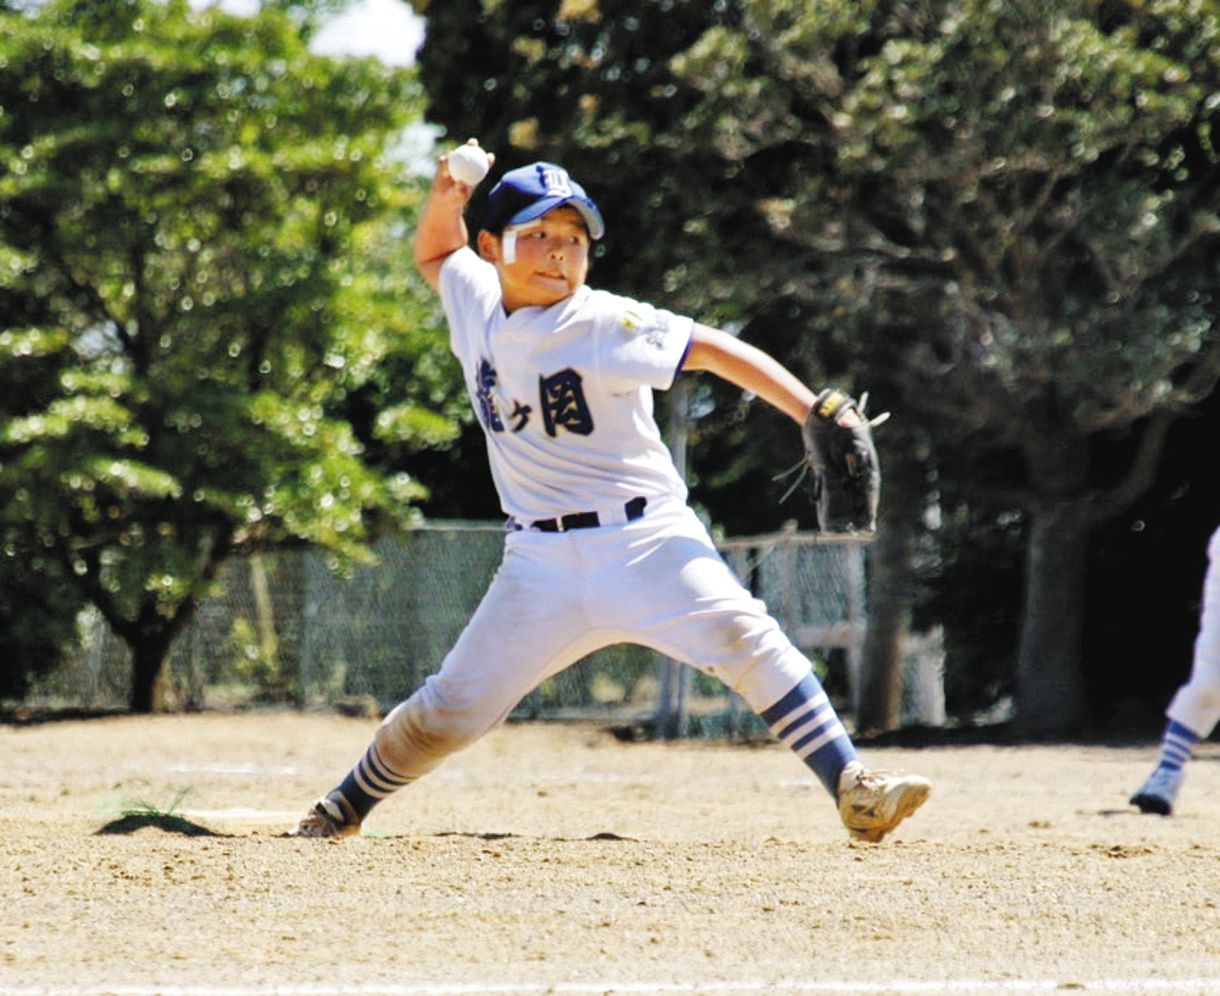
[96, 813, 230, 837]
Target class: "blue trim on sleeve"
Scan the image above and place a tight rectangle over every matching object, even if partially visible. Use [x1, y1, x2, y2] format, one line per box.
[673, 327, 695, 381]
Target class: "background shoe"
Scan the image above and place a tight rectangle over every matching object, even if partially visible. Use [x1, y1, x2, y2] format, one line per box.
[289, 794, 361, 838]
[1130, 767, 1182, 815]
[837, 763, 931, 842]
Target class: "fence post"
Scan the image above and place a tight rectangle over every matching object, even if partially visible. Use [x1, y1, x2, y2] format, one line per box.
[845, 539, 866, 718]
[656, 378, 693, 740]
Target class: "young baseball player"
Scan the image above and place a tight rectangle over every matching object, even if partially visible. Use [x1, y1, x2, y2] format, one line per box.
[1131, 524, 1220, 815]
[290, 144, 931, 843]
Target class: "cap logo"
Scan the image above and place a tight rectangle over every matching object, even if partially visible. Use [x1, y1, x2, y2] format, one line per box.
[539, 167, 574, 198]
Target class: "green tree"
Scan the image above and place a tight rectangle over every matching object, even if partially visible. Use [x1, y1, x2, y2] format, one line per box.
[712, 0, 1220, 734]
[0, 222, 89, 700]
[0, 0, 460, 711]
[414, 0, 1220, 734]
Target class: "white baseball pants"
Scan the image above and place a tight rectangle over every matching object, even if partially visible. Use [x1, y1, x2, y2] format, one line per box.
[372, 498, 815, 780]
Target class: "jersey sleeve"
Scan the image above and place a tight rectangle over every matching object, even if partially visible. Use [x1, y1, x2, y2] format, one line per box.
[597, 296, 695, 394]
[438, 246, 501, 363]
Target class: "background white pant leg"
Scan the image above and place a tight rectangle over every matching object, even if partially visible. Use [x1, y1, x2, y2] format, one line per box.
[1168, 527, 1220, 738]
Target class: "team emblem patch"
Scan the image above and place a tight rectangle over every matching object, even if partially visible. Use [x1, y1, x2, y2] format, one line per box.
[642, 322, 668, 349]
[621, 308, 668, 349]
[619, 311, 668, 349]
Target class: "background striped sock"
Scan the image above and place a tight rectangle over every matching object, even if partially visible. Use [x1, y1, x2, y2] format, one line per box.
[1157, 719, 1201, 773]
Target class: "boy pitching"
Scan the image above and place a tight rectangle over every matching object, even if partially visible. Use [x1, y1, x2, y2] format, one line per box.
[1131, 525, 1220, 814]
[290, 144, 931, 843]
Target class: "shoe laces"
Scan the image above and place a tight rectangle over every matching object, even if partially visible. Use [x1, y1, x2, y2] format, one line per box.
[845, 767, 896, 793]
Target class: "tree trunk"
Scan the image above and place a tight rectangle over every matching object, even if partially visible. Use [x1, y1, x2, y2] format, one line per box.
[858, 439, 924, 733]
[126, 598, 200, 714]
[129, 635, 173, 714]
[1014, 496, 1090, 736]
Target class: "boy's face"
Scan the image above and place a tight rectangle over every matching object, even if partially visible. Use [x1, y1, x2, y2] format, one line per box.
[478, 206, 591, 312]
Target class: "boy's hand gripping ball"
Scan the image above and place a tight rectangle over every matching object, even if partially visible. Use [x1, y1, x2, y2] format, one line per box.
[447, 144, 491, 186]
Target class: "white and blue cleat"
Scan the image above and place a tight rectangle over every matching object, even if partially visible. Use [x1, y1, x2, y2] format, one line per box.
[1130, 766, 1183, 816]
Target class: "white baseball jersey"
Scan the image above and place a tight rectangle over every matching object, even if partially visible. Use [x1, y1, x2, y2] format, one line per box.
[439, 246, 693, 524]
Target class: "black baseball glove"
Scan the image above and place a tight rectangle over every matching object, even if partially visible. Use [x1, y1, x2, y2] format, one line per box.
[800, 389, 885, 534]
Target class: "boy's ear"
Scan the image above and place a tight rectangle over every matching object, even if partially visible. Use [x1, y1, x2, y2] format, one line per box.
[476, 229, 500, 263]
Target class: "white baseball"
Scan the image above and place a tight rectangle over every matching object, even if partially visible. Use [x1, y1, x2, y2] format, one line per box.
[447, 144, 491, 186]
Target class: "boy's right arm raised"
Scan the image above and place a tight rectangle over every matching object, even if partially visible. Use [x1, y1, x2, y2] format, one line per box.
[413, 148, 492, 292]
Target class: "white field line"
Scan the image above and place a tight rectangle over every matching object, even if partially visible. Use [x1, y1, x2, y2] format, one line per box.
[5, 978, 1219, 995]
[166, 761, 301, 776]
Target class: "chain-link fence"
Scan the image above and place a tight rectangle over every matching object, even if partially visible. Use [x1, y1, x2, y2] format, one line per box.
[31, 522, 933, 737]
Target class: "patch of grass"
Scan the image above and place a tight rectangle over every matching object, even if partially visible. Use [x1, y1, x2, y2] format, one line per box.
[96, 788, 228, 837]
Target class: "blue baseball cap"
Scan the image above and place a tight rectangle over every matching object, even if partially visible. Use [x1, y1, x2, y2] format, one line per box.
[480, 162, 605, 240]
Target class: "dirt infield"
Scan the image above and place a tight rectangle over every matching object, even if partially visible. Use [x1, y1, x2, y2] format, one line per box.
[2, 712, 1219, 994]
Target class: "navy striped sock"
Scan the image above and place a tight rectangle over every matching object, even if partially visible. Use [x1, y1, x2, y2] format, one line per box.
[760, 673, 859, 796]
[1157, 719, 1201, 773]
[335, 742, 414, 821]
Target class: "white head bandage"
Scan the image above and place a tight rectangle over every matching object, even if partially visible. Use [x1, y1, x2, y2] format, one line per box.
[500, 222, 540, 265]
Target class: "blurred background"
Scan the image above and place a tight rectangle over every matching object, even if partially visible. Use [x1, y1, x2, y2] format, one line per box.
[2, 0, 1217, 741]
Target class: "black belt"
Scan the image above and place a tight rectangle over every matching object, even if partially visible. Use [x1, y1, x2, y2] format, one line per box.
[531, 496, 647, 533]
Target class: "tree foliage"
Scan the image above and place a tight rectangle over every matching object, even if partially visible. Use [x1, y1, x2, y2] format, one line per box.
[414, 0, 1220, 731]
[703, 0, 1220, 733]
[0, 0, 461, 710]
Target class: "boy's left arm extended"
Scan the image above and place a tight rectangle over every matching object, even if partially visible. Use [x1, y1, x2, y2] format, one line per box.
[682, 325, 815, 425]
[683, 325, 884, 534]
